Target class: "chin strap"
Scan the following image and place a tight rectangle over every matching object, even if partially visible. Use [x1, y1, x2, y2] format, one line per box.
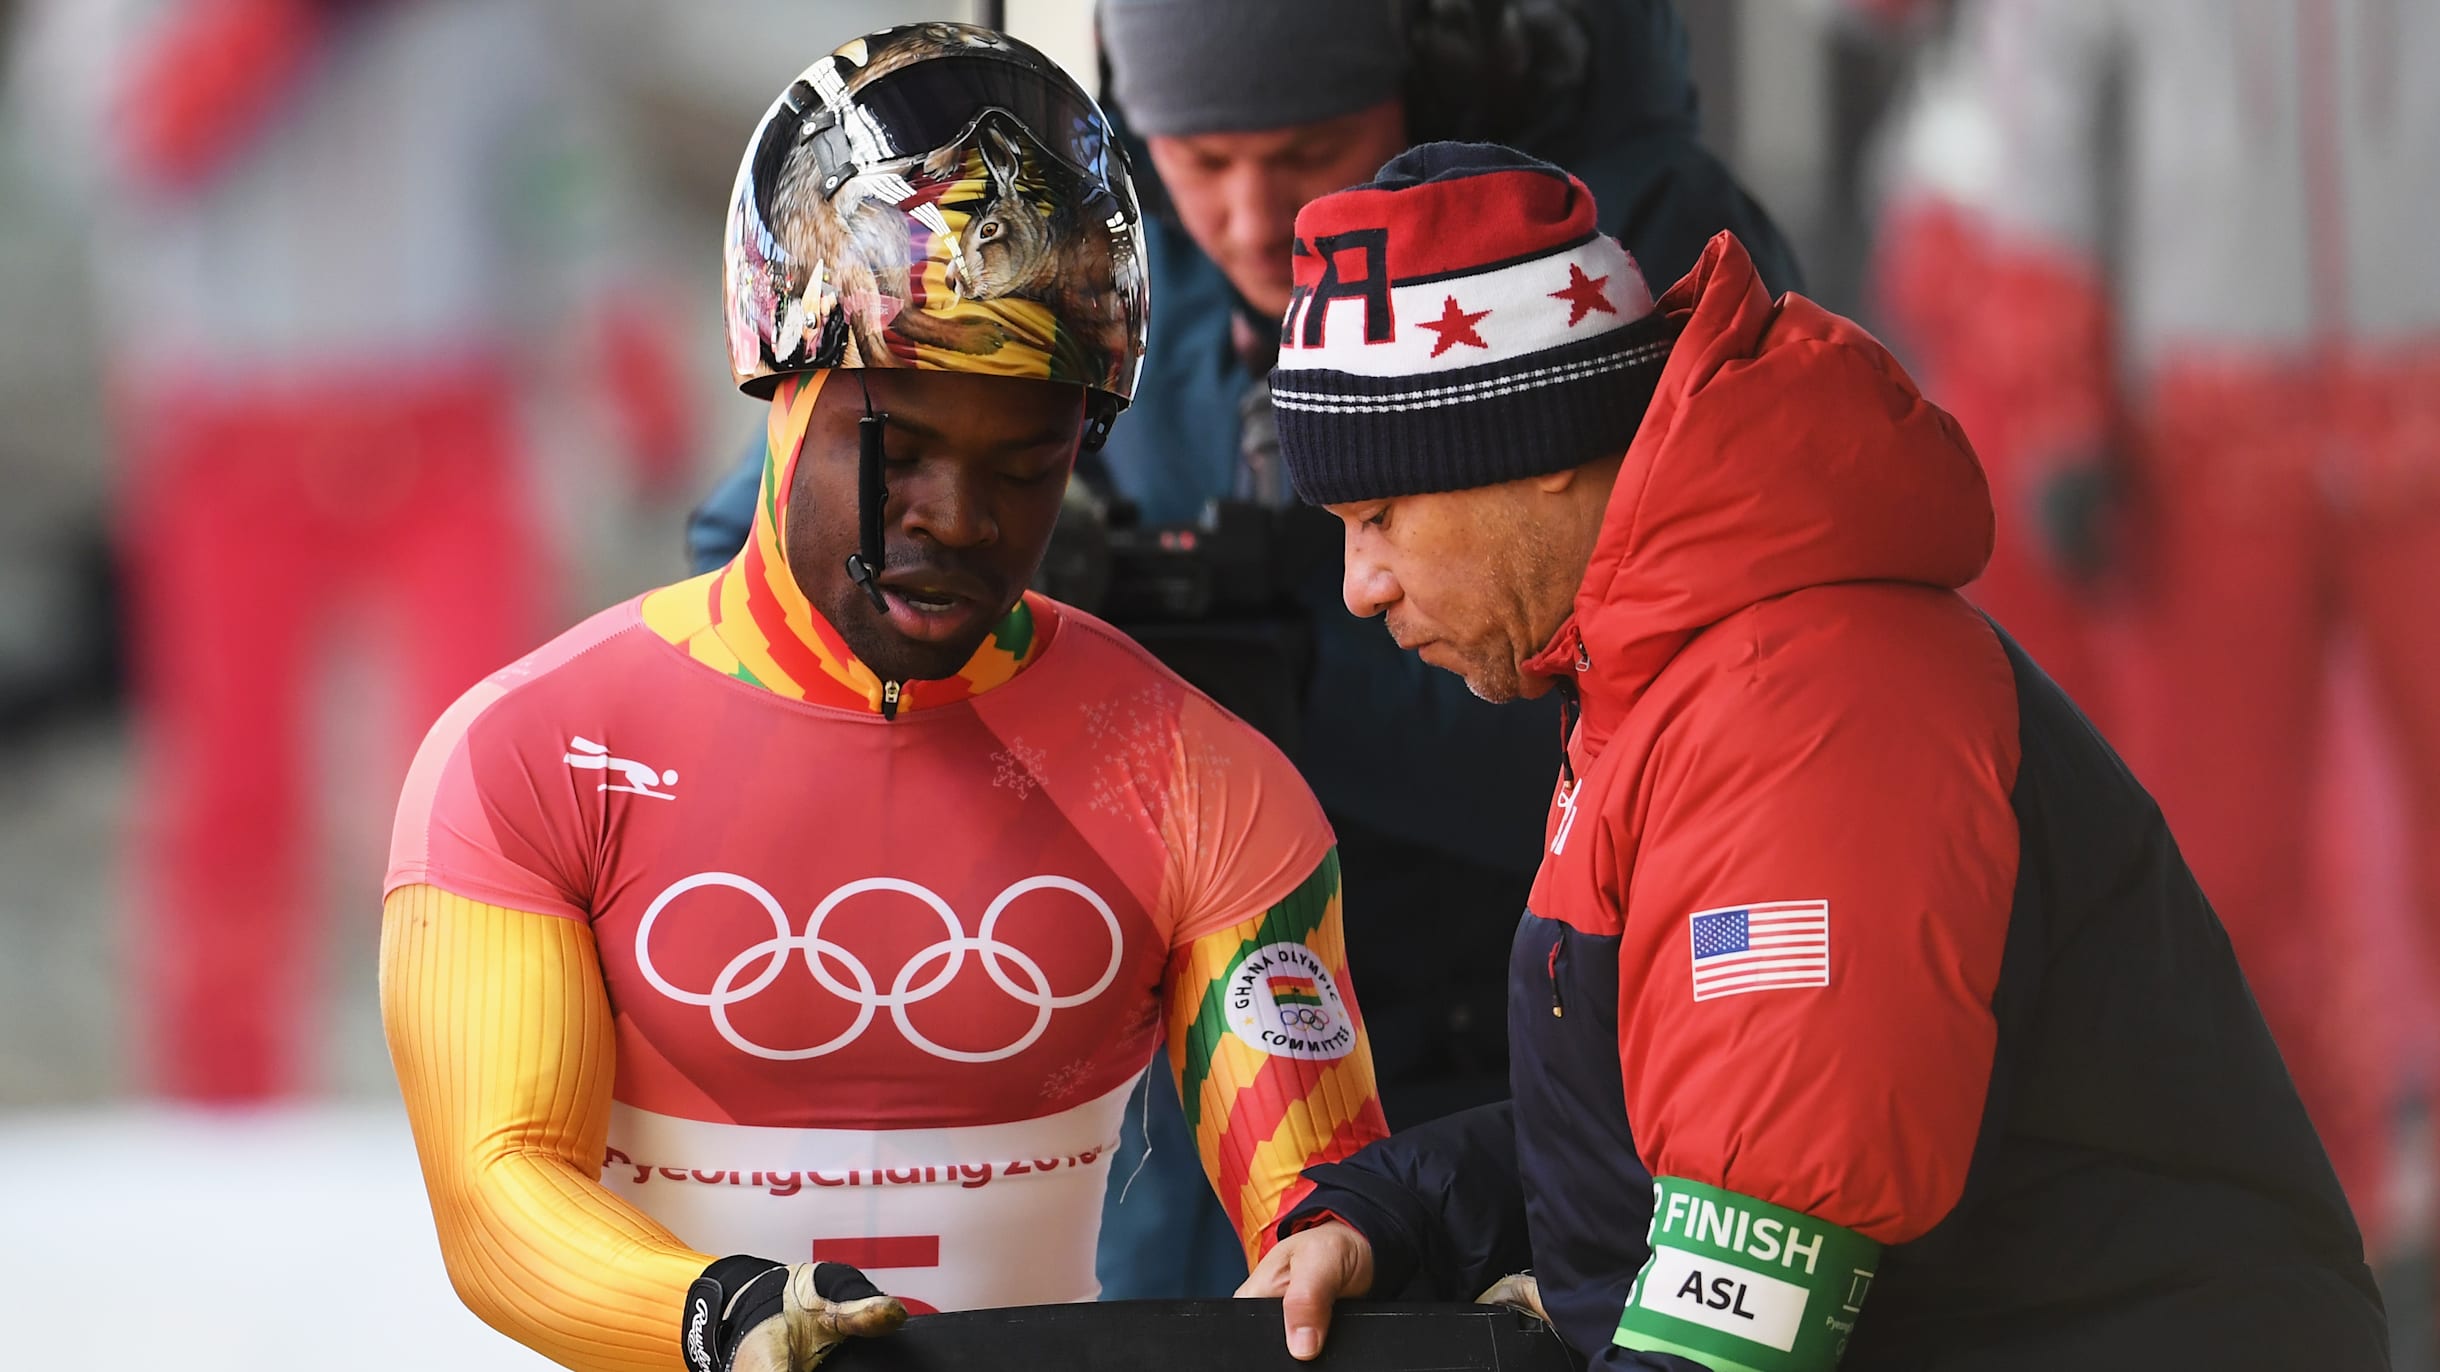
[1081, 392, 1119, 452]
[845, 372, 888, 612]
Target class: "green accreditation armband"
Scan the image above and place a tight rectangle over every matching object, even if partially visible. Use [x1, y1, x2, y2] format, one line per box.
[1613, 1177, 1881, 1372]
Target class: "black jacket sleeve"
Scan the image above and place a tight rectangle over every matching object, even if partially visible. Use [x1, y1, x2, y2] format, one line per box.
[685, 438, 763, 575]
[1277, 1102, 1533, 1301]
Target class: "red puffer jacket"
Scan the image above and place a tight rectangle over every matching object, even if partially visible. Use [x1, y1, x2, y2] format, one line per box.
[1285, 233, 2381, 1371]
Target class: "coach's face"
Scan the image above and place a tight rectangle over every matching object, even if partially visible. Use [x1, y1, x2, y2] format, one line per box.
[1329, 471, 1596, 703]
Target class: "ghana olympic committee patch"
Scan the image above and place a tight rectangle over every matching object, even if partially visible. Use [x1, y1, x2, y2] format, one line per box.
[1225, 942, 1356, 1060]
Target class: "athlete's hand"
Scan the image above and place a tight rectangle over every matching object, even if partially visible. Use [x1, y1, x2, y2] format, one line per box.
[1237, 1221, 1375, 1362]
[686, 1258, 907, 1372]
[1477, 1272, 1549, 1323]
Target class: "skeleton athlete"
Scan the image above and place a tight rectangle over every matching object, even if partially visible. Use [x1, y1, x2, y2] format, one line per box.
[380, 28, 1384, 1372]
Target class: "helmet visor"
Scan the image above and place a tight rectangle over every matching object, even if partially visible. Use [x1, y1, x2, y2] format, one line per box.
[797, 54, 1132, 205]
[725, 30, 1149, 402]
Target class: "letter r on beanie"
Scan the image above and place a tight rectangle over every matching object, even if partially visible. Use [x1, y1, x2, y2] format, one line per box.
[1273, 142, 1677, 507]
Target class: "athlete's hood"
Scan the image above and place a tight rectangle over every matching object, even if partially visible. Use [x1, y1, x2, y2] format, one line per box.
[1525, 232, 1992, 737]
[706, 370, 1048, 716]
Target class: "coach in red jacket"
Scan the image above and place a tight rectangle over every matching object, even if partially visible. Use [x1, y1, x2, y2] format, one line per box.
[1240, 143, 2384, 1371]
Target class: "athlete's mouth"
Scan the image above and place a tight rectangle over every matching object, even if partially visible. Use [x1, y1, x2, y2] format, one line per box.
[877, 567, 993, 606]
[873, 571, 999, 644]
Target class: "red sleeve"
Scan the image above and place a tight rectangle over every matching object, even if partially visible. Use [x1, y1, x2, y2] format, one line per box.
[1963, 0, 2123, 469]
[594, 293, 694, 492]
[1160, 691, 1336, 946]
[386, 677, 592, 922]
[115, 0, 327, 190]
[1617, 593, 2022, 1245]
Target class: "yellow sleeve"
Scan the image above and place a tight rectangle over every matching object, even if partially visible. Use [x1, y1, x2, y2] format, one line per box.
[381, 884, 712, 1372]
[1162, 849, 1389, 1266]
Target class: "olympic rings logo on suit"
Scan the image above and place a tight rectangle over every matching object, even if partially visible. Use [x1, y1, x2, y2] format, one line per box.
[1277, 1005, 1332, 1032]
[634, 871, 1124, 1064]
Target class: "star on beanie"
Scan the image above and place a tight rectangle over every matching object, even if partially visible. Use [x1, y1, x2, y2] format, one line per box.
[1272, 143, 1675, 506]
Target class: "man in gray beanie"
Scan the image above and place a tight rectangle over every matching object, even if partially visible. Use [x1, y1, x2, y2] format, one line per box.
[1100, 0, 1406, 137]
[1100, 0, 1410, 330]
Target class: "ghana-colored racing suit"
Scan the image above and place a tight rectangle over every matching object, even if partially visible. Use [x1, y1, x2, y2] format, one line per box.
[1279, 236, 2383, 1370]
[380, 372, 1386, 1371]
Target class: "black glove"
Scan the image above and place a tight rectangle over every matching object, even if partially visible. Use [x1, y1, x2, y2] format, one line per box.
[683, 1256, 908, 1372]
[2033, 458, 2121, 586]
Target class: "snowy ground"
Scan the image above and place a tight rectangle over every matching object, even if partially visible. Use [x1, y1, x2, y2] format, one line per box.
[0, 1102, 557, 1370]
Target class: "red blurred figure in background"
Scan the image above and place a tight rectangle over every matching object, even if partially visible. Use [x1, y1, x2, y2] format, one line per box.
[1867, 19, 2122, 719]
[76, 0, 689, 1102]
[1874, 0, 2440, 1240]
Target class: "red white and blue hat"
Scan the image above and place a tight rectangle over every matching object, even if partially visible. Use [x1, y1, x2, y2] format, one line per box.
[1273, 143, 1674, 506]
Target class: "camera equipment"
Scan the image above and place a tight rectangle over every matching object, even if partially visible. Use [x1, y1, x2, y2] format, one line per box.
[1033, 485, 1342, 753]
[1035, 486, 1339, 624]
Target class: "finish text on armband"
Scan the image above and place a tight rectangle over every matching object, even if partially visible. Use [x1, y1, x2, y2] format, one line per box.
[1657, 1189, 1827, 1276]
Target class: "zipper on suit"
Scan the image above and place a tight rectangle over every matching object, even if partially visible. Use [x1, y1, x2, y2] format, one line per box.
[1556, 638, 1589, 784]
[880, 680, 903, 720]
[1556, 681, 1581, 787]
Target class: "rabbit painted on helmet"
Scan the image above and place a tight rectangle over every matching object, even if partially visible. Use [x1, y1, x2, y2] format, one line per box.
[949, 121, 1141, 386]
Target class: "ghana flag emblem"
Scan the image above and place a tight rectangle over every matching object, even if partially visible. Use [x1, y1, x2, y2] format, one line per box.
[1267, 973, 1325, 1008]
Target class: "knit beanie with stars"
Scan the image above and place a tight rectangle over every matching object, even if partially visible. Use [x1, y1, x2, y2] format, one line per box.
[1272, 142, 1676, 506]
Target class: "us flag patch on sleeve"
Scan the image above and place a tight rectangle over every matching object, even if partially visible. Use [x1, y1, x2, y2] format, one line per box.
[1687, 901, 1830, 1001]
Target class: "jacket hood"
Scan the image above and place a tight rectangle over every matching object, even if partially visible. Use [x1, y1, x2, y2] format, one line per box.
[1526, 233, 1992, 734]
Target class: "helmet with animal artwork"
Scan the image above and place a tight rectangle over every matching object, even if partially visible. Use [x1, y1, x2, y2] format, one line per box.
[723, 23, 1149, 444]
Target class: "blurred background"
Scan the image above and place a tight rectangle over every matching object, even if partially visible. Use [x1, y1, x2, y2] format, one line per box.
[0, 0, 2432, 1365]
